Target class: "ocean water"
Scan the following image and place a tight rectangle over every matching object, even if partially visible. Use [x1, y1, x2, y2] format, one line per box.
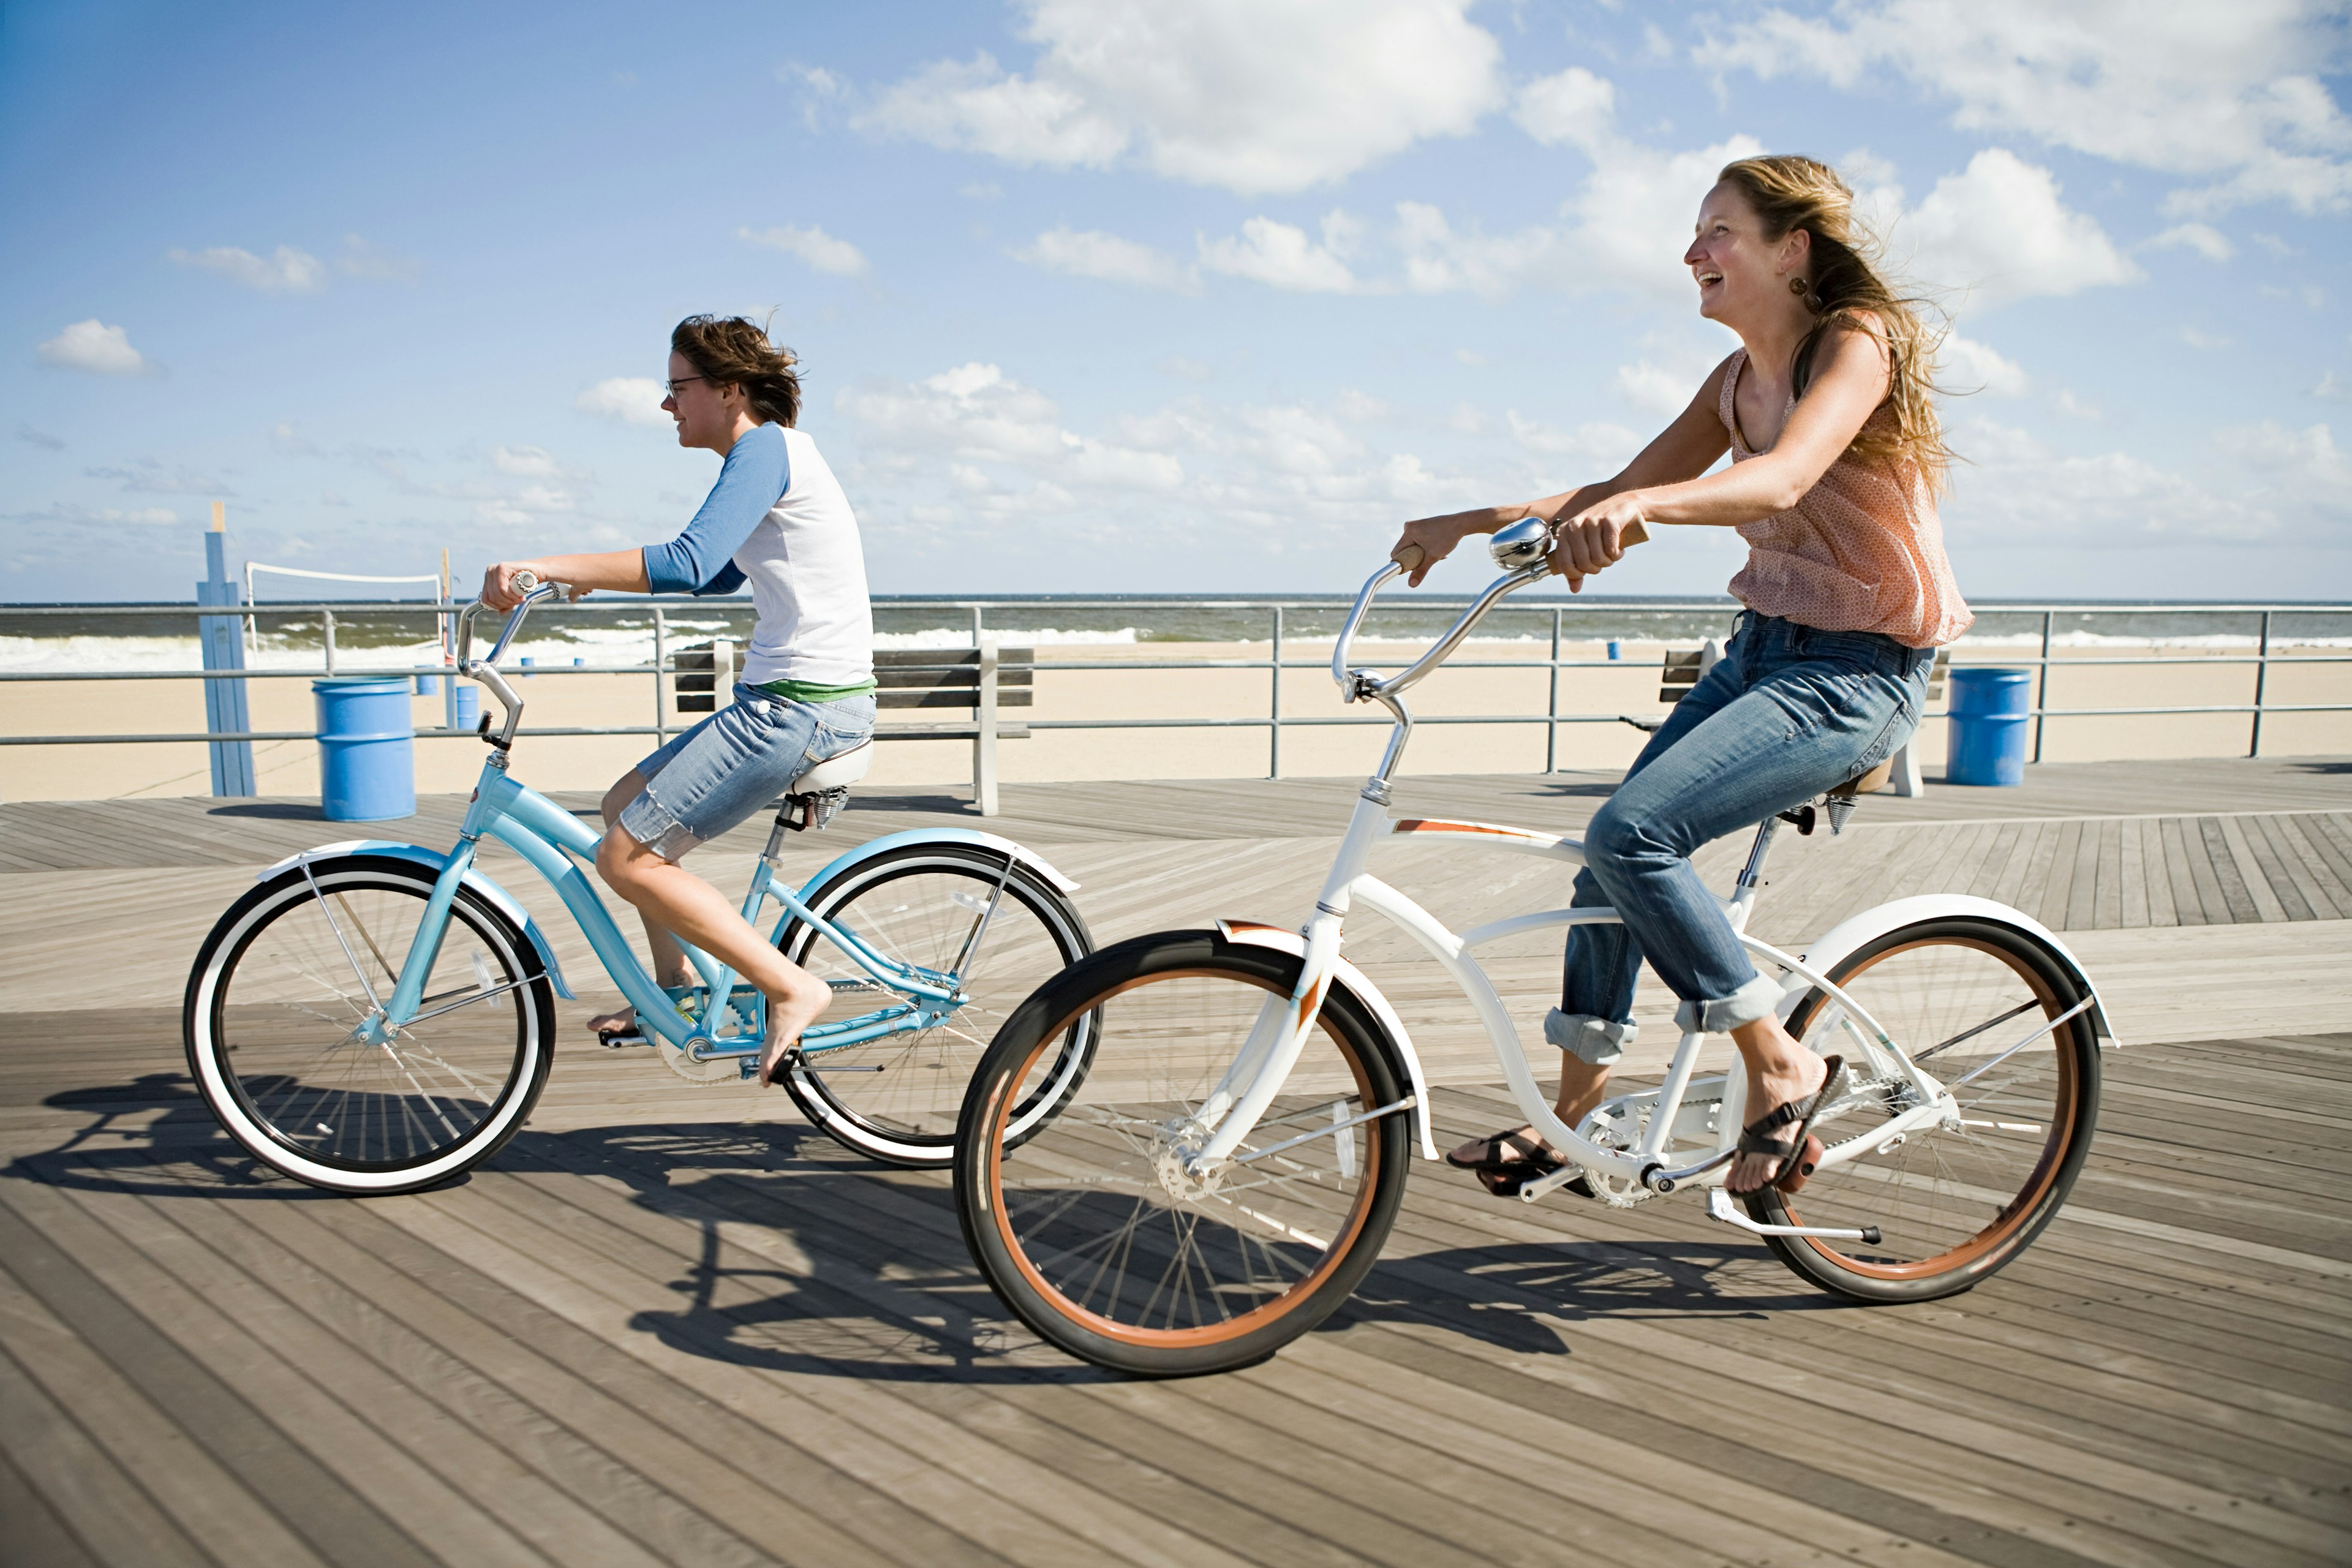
[1, 596, 2346, 673]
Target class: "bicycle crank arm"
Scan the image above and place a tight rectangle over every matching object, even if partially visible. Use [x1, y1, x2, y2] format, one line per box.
[1706, 1188, 1881, 1245]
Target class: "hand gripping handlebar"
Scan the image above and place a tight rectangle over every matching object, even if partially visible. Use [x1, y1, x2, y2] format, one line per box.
[1331, 516, 1648, 703]
[453, 570, 578, 750]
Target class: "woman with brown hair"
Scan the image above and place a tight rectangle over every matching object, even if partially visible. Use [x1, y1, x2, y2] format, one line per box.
[1393, 155, 1972, 1198]
[481, 315, 876, 1083]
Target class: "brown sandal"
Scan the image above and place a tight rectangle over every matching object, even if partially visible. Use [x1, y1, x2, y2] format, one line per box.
[1733, 1056, 1850, 1194]
[1446, 1126, 1593, 1199]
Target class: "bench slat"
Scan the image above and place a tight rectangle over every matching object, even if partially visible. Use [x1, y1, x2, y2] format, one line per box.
[877, 690, 1035, 709]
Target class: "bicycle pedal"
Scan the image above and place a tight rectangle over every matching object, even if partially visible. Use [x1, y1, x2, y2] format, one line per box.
[598, 1031, 649, 1049]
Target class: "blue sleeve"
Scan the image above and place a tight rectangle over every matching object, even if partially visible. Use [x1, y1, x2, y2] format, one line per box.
[640, 423, 790, 595]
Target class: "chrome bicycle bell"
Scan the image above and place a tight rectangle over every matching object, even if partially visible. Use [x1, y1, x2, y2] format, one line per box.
[1489, 517, 1555, 571]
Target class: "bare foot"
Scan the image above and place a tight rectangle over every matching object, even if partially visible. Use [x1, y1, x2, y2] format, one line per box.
[587, 1008, 635, 1036]
[1726, 1050, 1828, 1194]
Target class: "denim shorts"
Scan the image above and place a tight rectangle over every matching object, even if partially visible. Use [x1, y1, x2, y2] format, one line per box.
[617, 685, 876, 860]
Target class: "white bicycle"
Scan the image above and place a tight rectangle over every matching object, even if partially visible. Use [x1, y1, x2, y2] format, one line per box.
[953, 520, 2113, 1376]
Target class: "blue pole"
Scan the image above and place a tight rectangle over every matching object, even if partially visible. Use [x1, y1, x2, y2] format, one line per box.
[197, 505, 257, 796]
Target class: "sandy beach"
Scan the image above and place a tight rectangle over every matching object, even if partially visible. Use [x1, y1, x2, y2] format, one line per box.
[2, 636, 2345, 802]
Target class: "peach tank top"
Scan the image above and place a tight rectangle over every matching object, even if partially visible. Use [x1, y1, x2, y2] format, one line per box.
[1719, 348, 1972, 649]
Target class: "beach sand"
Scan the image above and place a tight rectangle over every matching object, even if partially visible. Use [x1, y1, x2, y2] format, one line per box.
[3, 638, 2346, 801]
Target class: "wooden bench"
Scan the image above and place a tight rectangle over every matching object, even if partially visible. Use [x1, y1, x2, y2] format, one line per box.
[673, 641, 1033, 815]
[1634, 640, 1951, 797]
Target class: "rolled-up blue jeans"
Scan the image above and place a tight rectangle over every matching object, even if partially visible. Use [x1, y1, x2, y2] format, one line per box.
[1548, 612, 1934, 1063]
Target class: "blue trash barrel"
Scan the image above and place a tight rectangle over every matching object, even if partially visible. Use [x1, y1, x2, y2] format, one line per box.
[1947, 668, 2032, 787]
[1607, 640, 1621, 661]
[415, 671, 439, 695]
[452, 684, 480, 731]
[313, 677, 415, 821]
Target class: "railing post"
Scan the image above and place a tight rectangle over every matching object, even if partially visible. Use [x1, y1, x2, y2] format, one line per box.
[196, 510, 256, 797]
[652, 605, 669, 745]
[1268, 605, 1283, 780]
[2032, 610, 2052, 763]
[1547, 607, 1562, 773]
[322, 608, 336, 677]
[974, 636, 1000, 816]
[2250, 609, 2272, 758]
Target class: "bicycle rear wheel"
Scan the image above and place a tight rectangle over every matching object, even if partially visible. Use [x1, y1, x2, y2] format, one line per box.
[775, 843, 1093, 1167]
[184, 856, 555, 1194]
[1754, 917, 2100, 1302]
[955, 931, 1409, 1377]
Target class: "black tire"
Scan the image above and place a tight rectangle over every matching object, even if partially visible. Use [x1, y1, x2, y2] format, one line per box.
[955, 930, 1410, 1377]
[774, 843, 1094, 1167]
[183, 856, 556, 1194]
[1752, 917, 2100, 1303]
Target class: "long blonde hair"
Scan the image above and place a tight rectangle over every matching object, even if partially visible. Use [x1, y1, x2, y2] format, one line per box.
[1717, 154, 1952, 494]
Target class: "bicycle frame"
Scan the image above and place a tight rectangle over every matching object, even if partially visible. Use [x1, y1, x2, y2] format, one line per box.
[1179, 545, 1980, 1196]
[326, 584, 972, 1071]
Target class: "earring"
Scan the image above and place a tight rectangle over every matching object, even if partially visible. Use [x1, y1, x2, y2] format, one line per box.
[1788, 276, 1809, 296]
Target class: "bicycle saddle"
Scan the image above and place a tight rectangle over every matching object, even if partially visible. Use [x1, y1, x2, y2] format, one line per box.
[789, 740, 873, 796]
[772, 740, 874, 834]
[1780, 758, 1893, 837]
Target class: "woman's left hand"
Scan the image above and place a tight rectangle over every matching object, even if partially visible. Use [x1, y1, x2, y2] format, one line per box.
[1550, 493, 1647, 590]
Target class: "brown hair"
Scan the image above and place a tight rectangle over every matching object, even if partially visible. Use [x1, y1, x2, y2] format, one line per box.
[670, 314, 802, 428]
[1716, 154, 1952, 492]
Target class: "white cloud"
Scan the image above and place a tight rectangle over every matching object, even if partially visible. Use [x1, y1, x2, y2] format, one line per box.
[2182, 326, 2234, 349]
[1610, 358, 1709, 417]
[36, 319, 149, 375]
[1392, 202, 1561, 298]
[739, 224, 869, 277]
[858, 0, 1502, 195]
[512, 484, 575, 512]
[20, 503, 179, 527]
[167, 244, 326, 292]
[15, 424, 65, 451]
[1949, 415, 2348, 544]
[492, 445, 560, 477]
[2314, 371, 2351, 401]
[575, 377, 671, 428]
[1506, 412, 1644, 469]
[1017, 227, 1196, 290]
[2148, 222, 2235, 261]
[1937, 331, 2029, 398]
[2054, 389, 2103, 420]
[1899, 149, 2140, 307]
[1695, 1, 2352, 216]
[1514, 66, 1765, 300]
[840, 363, 1185, 499]
[1198, 217, 1359, 293]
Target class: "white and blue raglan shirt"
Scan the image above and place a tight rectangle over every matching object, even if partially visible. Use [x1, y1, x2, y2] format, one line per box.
[639, 423, 875, 696]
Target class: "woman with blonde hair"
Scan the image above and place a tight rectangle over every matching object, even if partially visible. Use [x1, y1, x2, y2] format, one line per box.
[1394, 154, 1971, 1199]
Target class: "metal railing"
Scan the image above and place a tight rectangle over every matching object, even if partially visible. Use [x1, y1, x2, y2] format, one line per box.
[3, 597, 2348, 776]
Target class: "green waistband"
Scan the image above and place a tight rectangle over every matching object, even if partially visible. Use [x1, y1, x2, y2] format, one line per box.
[753, 677, 878, 704]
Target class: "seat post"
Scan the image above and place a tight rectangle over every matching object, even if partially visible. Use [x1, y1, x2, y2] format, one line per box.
[1728, 815, 1781, 930]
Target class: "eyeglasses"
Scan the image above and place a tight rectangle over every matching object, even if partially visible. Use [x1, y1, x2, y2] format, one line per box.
[663, 375, 711, 398]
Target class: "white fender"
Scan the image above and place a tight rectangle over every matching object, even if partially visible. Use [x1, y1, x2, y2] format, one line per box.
[257, 840, 575, 998]
[1215, 919, 1440, 1159]
[1791, 894, 2119, 1045]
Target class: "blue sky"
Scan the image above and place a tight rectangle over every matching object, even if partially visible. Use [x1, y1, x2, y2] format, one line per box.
[4, 0, 2349, 602]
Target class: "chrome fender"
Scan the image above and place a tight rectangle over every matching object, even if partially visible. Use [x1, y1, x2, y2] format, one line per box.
[1215, 919, 1440, 1159]
[797, 827, 1080, 896]
[1789, 894, 2117, 1046]
[256, 840, 576, 999]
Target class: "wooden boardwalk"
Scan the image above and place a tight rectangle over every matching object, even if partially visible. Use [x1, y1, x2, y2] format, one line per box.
[2, 758, 2350, 1566]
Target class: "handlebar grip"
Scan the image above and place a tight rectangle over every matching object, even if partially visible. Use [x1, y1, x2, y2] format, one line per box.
[511, 568, 541, 594]
[1392, 544, 1427, 573]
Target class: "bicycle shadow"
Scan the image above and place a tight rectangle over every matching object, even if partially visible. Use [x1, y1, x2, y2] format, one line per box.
[1326, 1237, 1837, 1357]
[15, 1082, 1833, 1379]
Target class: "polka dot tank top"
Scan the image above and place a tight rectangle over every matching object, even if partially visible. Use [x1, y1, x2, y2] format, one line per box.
[1719, 347, 1973, 649]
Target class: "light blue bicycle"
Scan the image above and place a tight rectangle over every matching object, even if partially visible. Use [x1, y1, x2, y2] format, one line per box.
[183, 575, 1096, 1194]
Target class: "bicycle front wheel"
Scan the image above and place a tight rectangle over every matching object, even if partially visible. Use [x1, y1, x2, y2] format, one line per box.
[955, 931, 1409, 1378]
[184, 856, 555, 1194]
[1754, 916, 2100, 1302]
[775, 843, 1093, 1167]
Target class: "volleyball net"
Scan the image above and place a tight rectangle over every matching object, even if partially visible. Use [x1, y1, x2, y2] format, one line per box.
[243, 560, 454, 659]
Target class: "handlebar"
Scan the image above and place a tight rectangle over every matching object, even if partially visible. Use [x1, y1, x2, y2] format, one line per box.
[453, 570, 578, 750]
[1332, 516, 1649, 704]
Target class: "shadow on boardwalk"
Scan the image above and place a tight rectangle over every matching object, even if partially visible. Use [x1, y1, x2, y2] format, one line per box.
[17, 1071, 1826, 1381]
